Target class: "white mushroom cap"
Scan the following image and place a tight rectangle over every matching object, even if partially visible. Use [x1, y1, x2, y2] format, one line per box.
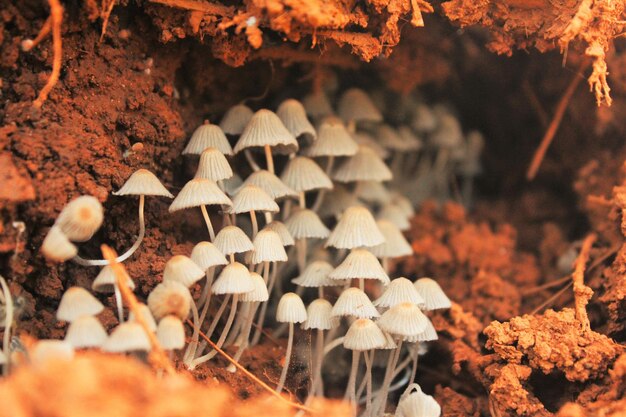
[234, 109, 298, 155]
[338, 88, 383, 123]
[378, 203, 411, 231]
[302, 299, 337, 330]
[317, 186, 362, 219]
[377, 125, 406, 151]
[64, 315, 108, 349]
[396, 384, 442, 417]
[276, 292, 307, 323]
[325, 206, 384, 249]
[343, 318, 386, 351]
[302, 91, 334, 119]
[112, 169, 173, 198]
[263, 221, 295, 246]
[430, 113, 463, 149]
[412, 103, 438, 134]
[280, 156, 333, 192]
[373, 278, 425, 309]
[31, 340, 74, 366]
[277, 99, 316, 144]
[304, 118, 358, 157]
[333, 145, 392, 183]
[219, 104, 254, 136]
[352, 132, 390, 159]
[228, 184, 279, 214]
[413, 277, 451, 310]
[355, 181, 390, 204]
[56, 287, 104, 322]
[102, 322, 151, 353]
[169, 178, 232, 212]
[379, 330, 397, 350]
[222, 173, 243, 196]
[285, 208, 330, 239]
[397, 126, 423, 152]
[404, 317, 438, 343]
[240, 272, 269, 302]
[163, 255, 206, 287]
[190, 241, 228, 271]
[390, 192, 415, 217]
[329, 249, 390, 285]
[156, 315, 185, 350]
[214, 225, 254, 255]
[92, 265, 136, 293]
[195, 148, 233, 181]
[331, 287, 379, 319]
[55, 196, 104, 242]
[377, 302, 428, 337]
[240, 170, 297, 200]
[369, 220, 412, 259]
[129, 303, 158, 332]
[147, 280, 192, 320]
[41, 226, 77, 262]
[183, 123, 233, 155]
[291, 260, 335, 287]
[251, 229, 288, 264]
[211, 262, 254, 295]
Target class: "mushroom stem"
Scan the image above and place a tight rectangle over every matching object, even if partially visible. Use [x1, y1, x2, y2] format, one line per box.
[296, 238, 307, 274]
[228, 300, 259, 371]
[264, 144, 275, 174]
[189, 294, 240, 368]
[275, 322, 295, 394]
[359, 278, 365, 292]
[200, 204, 216, 241]
[244, 149, 261, 172]
[409, 343, 419, 384]
[344, 350, 360, 409]
[197, 268, 216, 309]
[182, 298, 201, 364]
[206, 294, 232, 340]
[375, 340, 403, 415]
[188, 269, 216, 360]
[113, 283, 124, 323]
[322, 335, 345, 356]
[347, 120, 356, 134]
[311, 156, 334, 212]
[0, 275, 13, 376]
[71, 194, 146, 266]
[309, 329, 325, 398]
[382, 257, 390, 274]
[318, 287, 324, 299]
[364, 350, 374, 413]
[250, 262, 276, 346]
[250, 210, 258, 238]
[298, 191, 306, 208]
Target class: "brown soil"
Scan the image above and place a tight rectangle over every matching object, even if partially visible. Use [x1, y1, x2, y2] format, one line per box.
[1, 1, 625, 416]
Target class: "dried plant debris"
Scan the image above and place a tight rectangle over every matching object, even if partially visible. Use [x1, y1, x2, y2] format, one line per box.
[442, 0, 626, 106]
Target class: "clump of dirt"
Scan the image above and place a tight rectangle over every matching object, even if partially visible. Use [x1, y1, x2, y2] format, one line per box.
[0, 352, 348, 417]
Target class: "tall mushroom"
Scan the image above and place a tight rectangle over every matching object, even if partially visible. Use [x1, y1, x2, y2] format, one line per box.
[285, 208, 330, 274]
[228, 184, 279, 238]
[182, 122, 233, 156]
[168, 178, 232, 241]
[277, 98, 317, 146]
[275, 292, 307, 393]
[302, 299, 337, 399]
[329, 248, 390, 291]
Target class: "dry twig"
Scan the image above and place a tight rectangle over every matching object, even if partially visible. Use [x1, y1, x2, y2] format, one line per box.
[571, 233, 596, 331]
[101, 245, 175, 375]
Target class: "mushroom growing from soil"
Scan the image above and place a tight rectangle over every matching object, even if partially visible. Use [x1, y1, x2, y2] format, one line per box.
[183, 122, 234, 156]
[92, 265, 136, 323]
[302, 298, 337, 399]
[194, 147, 234, 183]
[280, 156, 333, 208]
[41, 226, 77, 262]
[228, 184, 279, 238]
[156, 315, 185, 353]
[413, 277, 452, 310]
[234, 109, 298, 174]
[219, 104, 254, 137]
[285, 208, 330, 274]
[64, 315, 108, 349]
[55, 195, 104, 242]
[102, 322, 151, 354]
[147, 280, 192, 321]
[169, 178, 233, 241]
[370, 219, 413, 273]
[277, 98, 317, 145]
[338, 88, 383, 132]
[56, 287, 104, 323]
[395, 383, 441, 417]
[333, 145, 393, 184]
[274, 292, 307, 394]
[329, 248, 390, 291]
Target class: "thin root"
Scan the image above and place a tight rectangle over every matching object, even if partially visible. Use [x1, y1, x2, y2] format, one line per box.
[571, 233, 596, 331]
[32, 0, 63, 109]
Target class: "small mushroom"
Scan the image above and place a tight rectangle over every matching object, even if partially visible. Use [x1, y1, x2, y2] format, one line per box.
[302, 299, 337, 398]
[325, 206, 384, 250]
[329, 248, 390, 290]
[56, 287, 104, 322]
[228, 184, 278, 238]
[55, 196, 104, 242]
[156, 315, 185, 352]
[277, 98, 316, 145]
[64, 315, 108, 349]
[102, 322, 151, 353]
[331, 287, 379, 319]
[275, 292, 307, 393]
[219, 104, 254, 137]
[213, 225, 254, 263]
[183, 122, 233, 156]
[413, 277, 451, 310]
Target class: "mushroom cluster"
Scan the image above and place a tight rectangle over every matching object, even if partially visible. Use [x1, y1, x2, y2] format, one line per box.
[35, 88, 484, 417]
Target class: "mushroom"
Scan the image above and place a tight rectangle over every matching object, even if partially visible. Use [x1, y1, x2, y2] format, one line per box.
[317, 185, 361, 220]
[337, 88, 383, 132]
[194, 147, 234, 183]
[291, 260, 339, 298]
[378, 203, 411, 231]
[234, 109, 298, 174]
[183, 122, 233, 156]
[213, 225, 254, 264]
[147, 280, 192, 321]
[219, 104, 254, 137]
[156, 315, 186, 353]
[370, 219, 413, 273]
[285, 208, 330, 274]
[354, 180, 391, 206]
[189, 262, 253, 369]
[228, 184, 279, 238]
[411, 103, 438, 135]
[274, 292, 307, 393]
[277, 98, 317, 145]
[92, 266, 136, 323]
[343, 318, 386, 413]
[395, 383, 441, 417]
[280, 156, 332, 208]
[373, 278, 425, 310]
[163, 255, 205, 287]
[325, 206, 384, 250]
[41, 225, 77, 262]
[55, 195, 104, 242]
[102, 322, 151, 354]
[64, 315, 107, 349]
[30, 340, 75, 367]
[302, 299, 337, 399]
[333, 145, 393, 184]
[56, 287, 104, 322]
[352, 132, 390, 159]
[331, 287, 380, 320]
[329, 248, 390, 291]
[128, 303, 158, 332]
[169, 178, 232, 241]
[302, 91, 334, 120]
[413, 277, 451, 310]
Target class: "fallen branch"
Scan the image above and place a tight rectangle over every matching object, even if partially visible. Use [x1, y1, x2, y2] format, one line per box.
[526, 60, 588, 180]
[187, 318, 317, 413]
[571, 233, 596, 331]
[101, 245, 175, 375]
